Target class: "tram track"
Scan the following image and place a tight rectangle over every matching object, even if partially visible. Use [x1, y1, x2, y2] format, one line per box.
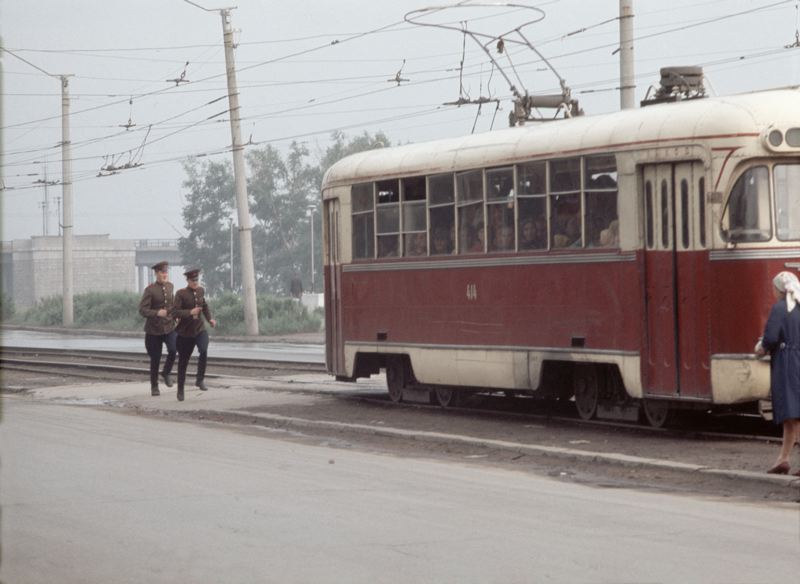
[0, 346, 780, 443]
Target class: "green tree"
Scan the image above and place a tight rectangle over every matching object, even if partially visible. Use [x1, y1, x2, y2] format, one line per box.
[179, 158, 235, 295]
[248, 142, 318, 294]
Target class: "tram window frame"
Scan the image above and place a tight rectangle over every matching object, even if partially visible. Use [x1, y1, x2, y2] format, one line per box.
[351, 182, 375, 260]
[721, 165, 771, 243]
[645, 180, 655, 249]
[584, 155, 619, 248]
[517, 161, 548, 251]
[660, 179, 670, 249]
[775, 164, 800, 241]
[550, 158, 582, 249]
[698, 177, 707, 248]
[376, 179, 400, 258]
[401, 176, 427, 257]
[680, 178, 690, 249]
[486, 167, 515, 252]
[456, 169, 485, 254]
[428, 173, 455, 255]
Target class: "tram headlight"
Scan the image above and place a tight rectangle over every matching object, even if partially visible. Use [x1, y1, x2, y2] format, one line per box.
[768, 129, 783, 147]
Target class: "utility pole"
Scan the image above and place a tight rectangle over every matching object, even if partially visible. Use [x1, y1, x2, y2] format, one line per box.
[619, 0, 635, 110]
[220, 9, 259, 334]
[184, 1, 259, 335]
[60, 75, 74, 326]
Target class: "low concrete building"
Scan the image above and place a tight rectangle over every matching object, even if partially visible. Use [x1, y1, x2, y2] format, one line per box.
[6, 234, 136, 309]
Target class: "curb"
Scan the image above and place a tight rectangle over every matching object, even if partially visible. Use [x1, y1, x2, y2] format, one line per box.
[202, 408, 800, 489]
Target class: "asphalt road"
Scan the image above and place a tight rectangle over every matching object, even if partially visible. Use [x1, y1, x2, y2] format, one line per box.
[2, 398, 798, 584]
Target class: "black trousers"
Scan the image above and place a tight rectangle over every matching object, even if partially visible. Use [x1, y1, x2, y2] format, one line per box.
[177, 331, 209, 389]
[144, 331, 177, 388]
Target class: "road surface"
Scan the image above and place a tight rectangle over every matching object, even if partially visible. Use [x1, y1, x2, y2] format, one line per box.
[2, 397, 797, 584]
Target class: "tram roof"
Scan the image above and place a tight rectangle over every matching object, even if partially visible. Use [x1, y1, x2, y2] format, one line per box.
[321, 87, 799, 191]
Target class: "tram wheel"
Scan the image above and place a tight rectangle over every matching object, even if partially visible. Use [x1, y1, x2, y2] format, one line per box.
[431, 387, 460, 408]
[640, 399, 674, 428]
[386, 357, 406, 403]
[573, 365, 599, 421]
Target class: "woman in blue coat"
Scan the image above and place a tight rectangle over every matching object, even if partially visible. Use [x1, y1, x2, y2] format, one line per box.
[756, 271, 800, 475]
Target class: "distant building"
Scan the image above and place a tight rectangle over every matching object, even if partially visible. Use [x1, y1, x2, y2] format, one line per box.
[2, 234, 136, 309]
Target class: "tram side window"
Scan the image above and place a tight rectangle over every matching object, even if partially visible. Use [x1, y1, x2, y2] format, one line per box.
[775, 164, 800, 241]
[645, 181, 655, 249]
[351, 183, 374, 259]
[376, 179, 400, 257]
[680, 179, 690, 249]
[698, 177, 706, 248]
[517, 161, 547, 250]
[550, 158, 582, 248]
[428, 173, 455, 255]
[456, 170, 485, 254]
[402, 176, 427, 256]
[584, 156, 618, 248]
[722, 166, 771, 242]
[486, 167, 515, 252]
[660, 180, 670, 248]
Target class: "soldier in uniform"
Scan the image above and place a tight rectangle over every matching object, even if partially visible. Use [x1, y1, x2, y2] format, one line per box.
[137, 261, 177, 396]
[174, 268, 216, 401]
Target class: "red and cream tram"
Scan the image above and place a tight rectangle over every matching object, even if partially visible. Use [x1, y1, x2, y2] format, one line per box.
[320, 87, 800, 426]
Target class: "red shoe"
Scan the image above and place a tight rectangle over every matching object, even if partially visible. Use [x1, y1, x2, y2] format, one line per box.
[767, 462, 790, 474]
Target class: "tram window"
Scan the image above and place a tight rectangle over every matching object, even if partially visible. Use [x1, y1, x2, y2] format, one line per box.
[584, 156, 618, 248]
[698, 178, 707, 247]
[376, 179, 400, 258]
[351, 183, 374, 259]
[722, 166, 771, 242]
[401, 176, 427, 256]
[518, 197, 547, 250]
[660, 180, 670, 248]
[550, 158, 581, 192]
[680, 179, 690, 249]
[775, 164, 800, 241]
[457, 170, 484, 254]
[550, 158, 581, 248]
[645, 181, 654, 249]
[486, 167, 514, 201]
[517, 161, 546, 195]
[376, 179, 399, 204]
[551, 194, 581, 248]
[428, 173, 454, 205]
[459, 203, 484, 254]
[428, 174, 455, 255]
[487, 202, 514, 251]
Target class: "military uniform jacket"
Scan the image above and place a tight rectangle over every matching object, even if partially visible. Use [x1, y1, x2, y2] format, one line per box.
[138, 281, 176, 335]
[174, 285, 213, 337]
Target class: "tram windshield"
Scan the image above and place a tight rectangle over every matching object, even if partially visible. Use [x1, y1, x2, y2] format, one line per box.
[775, 164, 800, 241]
[721, 166, 771, 242]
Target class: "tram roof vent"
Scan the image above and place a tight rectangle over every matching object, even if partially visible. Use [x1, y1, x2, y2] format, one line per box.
[641, 66, 706, 107]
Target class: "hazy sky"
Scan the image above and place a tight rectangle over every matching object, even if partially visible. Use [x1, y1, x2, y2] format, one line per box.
[3, 0, 799, 242]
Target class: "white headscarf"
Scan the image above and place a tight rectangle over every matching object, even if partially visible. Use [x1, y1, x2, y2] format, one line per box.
[773, 271, 800, 312]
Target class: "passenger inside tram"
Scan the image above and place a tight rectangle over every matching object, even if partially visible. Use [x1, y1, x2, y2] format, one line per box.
[405, 232, 427, 256]
[431, 227, 454, 255]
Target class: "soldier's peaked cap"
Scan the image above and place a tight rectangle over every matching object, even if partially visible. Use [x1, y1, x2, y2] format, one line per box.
[184, 268, 201, 279]
[151, 261, 169, 272]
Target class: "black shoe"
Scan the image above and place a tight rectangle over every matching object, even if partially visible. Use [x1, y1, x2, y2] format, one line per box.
[177, 387, 184, 402]
[161, 372, 173, 388]
[195, 379, 208, 391]
[151, 386, 160, 397]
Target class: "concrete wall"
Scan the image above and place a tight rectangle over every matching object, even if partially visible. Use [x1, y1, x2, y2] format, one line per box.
[8, 235, 136, 309]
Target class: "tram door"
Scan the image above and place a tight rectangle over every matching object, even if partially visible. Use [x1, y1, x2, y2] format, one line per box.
[641, 162, 707, 397]
[324, 198, 344, 375]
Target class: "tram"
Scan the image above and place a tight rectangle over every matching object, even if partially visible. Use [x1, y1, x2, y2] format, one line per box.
[320, 85, 800, 426]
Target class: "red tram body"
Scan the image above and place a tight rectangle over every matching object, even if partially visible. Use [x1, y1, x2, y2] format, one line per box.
[321, 88, 800, 425]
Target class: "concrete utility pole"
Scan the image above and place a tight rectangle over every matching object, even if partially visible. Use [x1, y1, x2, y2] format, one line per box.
[220, 9, 259, 335]
[183, 1, 259, 334]
[619, 0, 636, 110]
[60, 75, 74, 326]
